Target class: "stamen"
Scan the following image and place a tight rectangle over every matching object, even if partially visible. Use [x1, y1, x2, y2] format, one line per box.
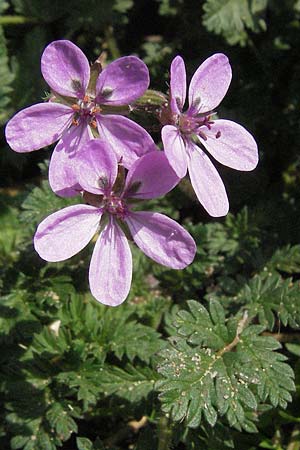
[91, 106, 101, 114]
[72, 104, 81, 112]
[72, 117, 79, 126]
[198, 129, 207, 141]
[90, 119, 97, 129]
[83, 95, 90, 103]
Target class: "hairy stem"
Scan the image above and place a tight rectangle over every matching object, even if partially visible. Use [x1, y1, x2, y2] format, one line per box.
[104, 25, 120, 60]
[157, 416, 172, 450]
[0, 15, 37, 25]
[217, 311, 249, 357]
[262, 331, 300, 343]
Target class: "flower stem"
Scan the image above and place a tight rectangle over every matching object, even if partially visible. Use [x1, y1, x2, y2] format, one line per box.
[104, 25, 120, 60]
[0, 15, 37, 25]
[157, 416, 172, 450]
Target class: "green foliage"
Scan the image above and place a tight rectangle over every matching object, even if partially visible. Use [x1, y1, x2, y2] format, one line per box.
[156, 300, 295, 431]
[267, 245, 300, 274]
[0, 24, 14, 124]
[203, 0, 268, 45]
[76, 437, 106, 450]
[154, 207, 261, 300]
[1, 0, 300, 448]
[239, 273, 300, 330]
[20, 179, 78, 233]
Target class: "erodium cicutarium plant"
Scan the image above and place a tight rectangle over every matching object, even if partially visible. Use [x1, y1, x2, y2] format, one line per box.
[4, 15, 300, 450]
[5, 40, 156, 197]
[160, 54, 259, 217]
[5, 39, 259, 306]
[34, 139, 196, 306]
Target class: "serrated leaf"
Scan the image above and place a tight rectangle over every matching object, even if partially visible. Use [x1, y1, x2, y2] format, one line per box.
[110, 320, 165, 363]
[240, 273, 300, 329]
[175, 299, 229, 349]
[203, 0, 267, 45]
[46, 403, 78, 441]
[268, 245, 300, 274]
[98, 364, 157, 402]
[20, 180, 78, 233]
[156, 301, 295, 430]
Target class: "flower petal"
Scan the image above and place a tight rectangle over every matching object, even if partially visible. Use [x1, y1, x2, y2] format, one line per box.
[5, 103, 72, 153]
[161, 125, 188, 178]
[49, 122, 93, 197]
[187, 143, 229, 217]
[170, 56, 186, 113]
[124, 150, 179, 199]
[188, 53, 232, 114]
[89, 219, 132, 306]
[34, 205, 100, 262]
[41, 40, 90, 98]
[201, 119, 259, 171]
[96, 56, 149, 105]
[97, 114, 156, 168]
[74, 139, 118, 195]
[126, 211, 196, 269]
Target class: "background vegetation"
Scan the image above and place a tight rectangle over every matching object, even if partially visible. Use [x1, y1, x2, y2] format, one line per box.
[0, 0, 300, 448]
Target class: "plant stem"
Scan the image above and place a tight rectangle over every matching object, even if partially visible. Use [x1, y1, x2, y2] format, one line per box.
[287, 426, 300, 450]
[217, 311, 249, 357]
[262, 332, 300, 343]
[0, 15, 37, 25]
[104, 25, 120, 60]
[157, 416, 172, 450]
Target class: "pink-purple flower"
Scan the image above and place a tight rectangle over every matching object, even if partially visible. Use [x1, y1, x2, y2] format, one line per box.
[34, 140, 196, 306]
[5, 40, 156, 197]
[160, 54, 259, 217]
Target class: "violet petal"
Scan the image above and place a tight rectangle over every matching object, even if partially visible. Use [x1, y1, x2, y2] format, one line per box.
[49, 122, 92, 197]
[126, 211, 196, 269]
[5, 103, 72, 153]
[170, 56, 186, 113]
[34, 205, 100, 262]
[161, 125, 188, 178]
[96, 114, 156, 168]
[89, 218, 132, 306]
[187, 142, 229, 217]
[95, 56, 149, 105]
[74, 139, 118, 195]
[201, 119, 259, 171]
[41, 40, 90, 99]
[188, 53, 232, 114]
[124, 150, 179, 200]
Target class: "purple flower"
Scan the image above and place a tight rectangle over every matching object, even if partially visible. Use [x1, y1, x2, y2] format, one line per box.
[34, 140, 196, 306]
[5, 40, 155, 197]
[160, 54, 259, 217]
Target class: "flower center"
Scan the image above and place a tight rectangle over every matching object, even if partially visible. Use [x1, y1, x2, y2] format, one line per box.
[71, 95, 101, 128]
[103, 195, 127, 220]
[179, 113, 222, 141]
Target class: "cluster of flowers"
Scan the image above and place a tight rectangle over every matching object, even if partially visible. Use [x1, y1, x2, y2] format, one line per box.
[5, 40, 258, 306]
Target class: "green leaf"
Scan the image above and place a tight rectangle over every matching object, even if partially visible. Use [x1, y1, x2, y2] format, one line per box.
[156, 301, 295, 430]
[268, 245, 300, 273]
[203, 0, 268, 45]
[240, 273, 300, 329]
[110, 320, 165, 363]
[77, 438, 94, 450]
[20, 180, 78, 233]
[285, 343, 300, 357]
[174, 299, 230, 349]
[97, 364, 157, 402]
[46, 403, 78, 441]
